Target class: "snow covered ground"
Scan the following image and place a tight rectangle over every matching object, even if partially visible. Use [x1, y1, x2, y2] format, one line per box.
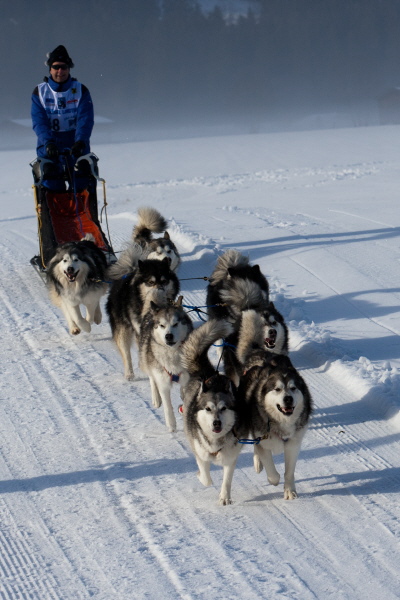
[1, 124, 400, 599]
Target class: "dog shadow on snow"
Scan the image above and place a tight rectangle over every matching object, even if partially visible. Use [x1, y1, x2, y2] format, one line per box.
[0, 457, 195, 495]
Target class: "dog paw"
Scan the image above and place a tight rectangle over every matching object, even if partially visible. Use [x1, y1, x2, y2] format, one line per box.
[197, 472, 213, 487]
[167, 421, 177, 433]
[125, 372, 135, 381]
[253, 455, 263, 474]
[70, 327, 81, 335]
[283, 488, 298, 500]
[152, 397, 162, 408]
[218, 496, 233, 506]
[268, 472, 280, 486]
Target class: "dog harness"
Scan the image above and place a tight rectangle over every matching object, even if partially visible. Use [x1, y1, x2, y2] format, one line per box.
[163, 367, 181, 383]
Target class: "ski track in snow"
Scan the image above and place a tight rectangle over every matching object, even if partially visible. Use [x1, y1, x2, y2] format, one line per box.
[1, 149, 400, 599]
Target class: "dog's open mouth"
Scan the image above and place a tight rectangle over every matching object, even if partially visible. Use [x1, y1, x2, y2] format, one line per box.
[165, 340, 176, 347]
[65, 270, 79, 282]
[212, 425, 222, 433]
[265, 330, 277, 348]
[277, 404, 294, 416]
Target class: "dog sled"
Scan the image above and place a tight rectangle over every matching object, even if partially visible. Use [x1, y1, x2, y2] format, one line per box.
[30, 151, 115, 280]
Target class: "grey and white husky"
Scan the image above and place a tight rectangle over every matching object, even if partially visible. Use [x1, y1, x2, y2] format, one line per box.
[206, 249, 288, 385]
[46, 235, 108, 335]
[132, 206, 181, 271]
[222, 294, 290, 386]
[139, 297, 194, 432]
[181, 319, 248, 505]
[237, 310, 312, 500]
[106, 244, 180, 380]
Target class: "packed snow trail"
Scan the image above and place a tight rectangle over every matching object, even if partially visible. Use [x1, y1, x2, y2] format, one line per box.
[1, 128, 400, 599]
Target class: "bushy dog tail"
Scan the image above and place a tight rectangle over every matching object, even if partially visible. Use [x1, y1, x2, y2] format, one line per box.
[236, 310, 266, 366]
[209, 249, 249, 284]
[182, 319, 233, 379]
[106, 242, 145, 280]
[219, 278, 268, 316]
[132, 207, 168, 244]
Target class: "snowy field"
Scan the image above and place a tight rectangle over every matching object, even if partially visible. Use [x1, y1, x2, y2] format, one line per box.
[1, 124, 400, 599]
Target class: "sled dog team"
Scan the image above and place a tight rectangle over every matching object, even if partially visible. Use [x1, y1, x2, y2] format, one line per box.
[46, 207, 313, 505]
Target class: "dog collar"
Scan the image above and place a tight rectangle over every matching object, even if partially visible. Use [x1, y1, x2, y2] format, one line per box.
[163, 368, 181, 383]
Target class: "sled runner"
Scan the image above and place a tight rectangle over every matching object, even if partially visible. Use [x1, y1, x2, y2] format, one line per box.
[30, 151, 115, 278]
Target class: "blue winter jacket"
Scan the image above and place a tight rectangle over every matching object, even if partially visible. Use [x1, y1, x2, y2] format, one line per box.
[31, 75, 94, 158]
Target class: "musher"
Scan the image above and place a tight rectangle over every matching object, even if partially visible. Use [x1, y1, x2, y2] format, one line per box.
[31, 45, 94, 191]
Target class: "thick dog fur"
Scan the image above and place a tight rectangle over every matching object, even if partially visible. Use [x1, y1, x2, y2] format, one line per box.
[139, 298, 194, 432]
[223, 300, 289, 386]
[237, 310, 312, 500]
[206, 249, 269, 322]
[132, 206, 181, 271]
[206, 249, 288, 385]
[106, 245, 180, 380]
[181, 319, 248, 505]
[46, 235, 108, 335]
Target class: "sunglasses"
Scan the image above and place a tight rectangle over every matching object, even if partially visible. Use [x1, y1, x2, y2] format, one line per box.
[51, 64, 69, 70]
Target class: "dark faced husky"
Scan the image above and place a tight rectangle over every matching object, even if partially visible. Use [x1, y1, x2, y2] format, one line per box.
[237, 310, 312, 500]
[46, 235, 108, 335]
[132, 206, 181, 271]
[106, 244, 180, 380]
[139, 297, 194, 432]
[181, 319, 248, 505]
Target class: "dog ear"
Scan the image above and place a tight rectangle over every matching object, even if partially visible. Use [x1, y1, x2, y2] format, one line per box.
[161, 257, 169, 266]
[175, 295, 183, 307]
[251, 264, 261, 274]
[163, 231, 170, 240]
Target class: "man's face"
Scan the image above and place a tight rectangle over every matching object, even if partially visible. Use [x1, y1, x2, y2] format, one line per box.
[50, 63, 70, 83]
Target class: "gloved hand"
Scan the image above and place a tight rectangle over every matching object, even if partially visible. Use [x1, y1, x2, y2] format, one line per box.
[45, 142, 59, 159]
[70, 140, 86, 157]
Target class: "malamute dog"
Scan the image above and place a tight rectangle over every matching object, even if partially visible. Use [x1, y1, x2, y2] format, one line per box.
[206, 249, 269, 322]
[46, 235, 108, 335]
[222, 299, 289, 386]
[237, 310, 312, 500]
[106, 244, 180, 380]
[181, 319, 248, 505]
[139, 297, 194, 432]
[132, 206, 181, 271]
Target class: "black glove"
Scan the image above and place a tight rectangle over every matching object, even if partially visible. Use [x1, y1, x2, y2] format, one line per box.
[45, 142, 59, 159]
[70, 140, 86, 158]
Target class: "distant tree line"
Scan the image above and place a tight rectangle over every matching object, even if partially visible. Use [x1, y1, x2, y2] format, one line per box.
[1, 0, 400, 124]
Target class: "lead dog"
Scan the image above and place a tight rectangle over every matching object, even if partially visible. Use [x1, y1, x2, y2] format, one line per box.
[46, 235, 108, 335]
[106, 244, 180, 379]
[237, 310, 312, 500]
[139, 297, 194, 432]
[181, 319, 248, 505]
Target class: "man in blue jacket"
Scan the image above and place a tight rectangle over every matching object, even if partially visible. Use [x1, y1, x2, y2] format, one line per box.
[31, 45, 94, 191]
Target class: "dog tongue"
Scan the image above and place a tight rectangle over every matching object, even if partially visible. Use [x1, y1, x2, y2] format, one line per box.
[265, 338, 276, 348]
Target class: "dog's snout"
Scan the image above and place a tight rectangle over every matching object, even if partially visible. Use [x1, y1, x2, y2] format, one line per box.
[213, 419, 221, 428]
[283, 395, 293, 406]
[165, 333, 174, 343]
[66, 266, 75, 274]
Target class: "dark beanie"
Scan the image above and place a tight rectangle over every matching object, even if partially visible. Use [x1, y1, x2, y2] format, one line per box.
[46, 45, 74, 68]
